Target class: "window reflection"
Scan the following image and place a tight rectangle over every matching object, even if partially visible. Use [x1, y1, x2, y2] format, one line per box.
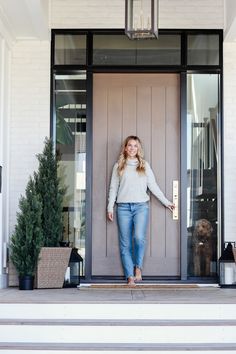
[93, 34, 181, 65]
[55, 73, 86, 274]
[55, 35, 87, 65]
[187, 35, 219, 65]
[187, 74, 218, 278]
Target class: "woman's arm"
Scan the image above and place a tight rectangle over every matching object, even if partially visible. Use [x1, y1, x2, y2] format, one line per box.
[146, 162, 174, 210]
[107, 163, 120, 219]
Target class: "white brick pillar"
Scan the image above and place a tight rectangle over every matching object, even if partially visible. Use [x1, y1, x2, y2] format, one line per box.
[223, 42, 236, 242]
[0, 35, 11, 288]
[9, 40, 50, 235]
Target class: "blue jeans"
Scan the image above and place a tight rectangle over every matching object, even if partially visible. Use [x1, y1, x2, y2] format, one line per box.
[116, 202, 149, 279]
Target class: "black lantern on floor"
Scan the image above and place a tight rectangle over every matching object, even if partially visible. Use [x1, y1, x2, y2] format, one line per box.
[219, 242, 236, 288]
[125, 0, 159, 40]
[64, 248, 83, 288]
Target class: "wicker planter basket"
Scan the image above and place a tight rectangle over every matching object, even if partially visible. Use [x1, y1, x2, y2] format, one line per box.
[36, 247, 72, 288]
[8, 260, 19, 287]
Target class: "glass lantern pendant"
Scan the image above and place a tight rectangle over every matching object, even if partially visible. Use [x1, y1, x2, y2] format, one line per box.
[125, 0, 159, 40]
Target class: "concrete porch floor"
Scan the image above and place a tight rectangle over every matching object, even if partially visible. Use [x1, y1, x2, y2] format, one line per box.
[0, 285, 236, 304]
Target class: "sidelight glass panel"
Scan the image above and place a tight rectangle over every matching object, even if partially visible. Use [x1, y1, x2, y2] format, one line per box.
[93, 34, 181, 65]
[55, 72, 86, 274]
[55, 35, 86, 65]
[187, 74, 219, 278]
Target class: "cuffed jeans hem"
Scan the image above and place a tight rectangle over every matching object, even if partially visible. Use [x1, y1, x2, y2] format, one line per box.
[126, 275, 134, 279]
[135, 265, 142, 270]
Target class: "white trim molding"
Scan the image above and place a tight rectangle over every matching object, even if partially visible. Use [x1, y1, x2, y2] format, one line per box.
[0, 4, 15, 48]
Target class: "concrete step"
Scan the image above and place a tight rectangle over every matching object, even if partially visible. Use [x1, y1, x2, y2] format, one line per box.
[1, 319, 236, 325]
[0, 303, 236, 320]
[0, 303, 235, 352]
[0, 343, 236, 353]
[0, 323, 236, 344]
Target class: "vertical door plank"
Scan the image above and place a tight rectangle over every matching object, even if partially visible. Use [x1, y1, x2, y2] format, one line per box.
[107, 87, 123, 264]
[136, 85, 152, 259]
[150, 86, 166, 261]
[92, 75, 108, 273]
[123, 86, 137, 138]
[166, 78, 180, 268]
[137, 85, 151, 161]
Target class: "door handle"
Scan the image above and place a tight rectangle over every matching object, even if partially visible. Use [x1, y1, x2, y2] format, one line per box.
[172, 180, 179, 220]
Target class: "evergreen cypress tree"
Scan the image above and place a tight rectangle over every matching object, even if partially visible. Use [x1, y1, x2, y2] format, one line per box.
[10, 177, 43, 276]
[34, 137, 65, 247]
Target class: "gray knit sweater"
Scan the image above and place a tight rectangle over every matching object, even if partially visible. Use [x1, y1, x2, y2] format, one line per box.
[107, 159, 171, 212]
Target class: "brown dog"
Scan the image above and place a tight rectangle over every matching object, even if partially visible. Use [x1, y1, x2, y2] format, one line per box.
[193, 219, 213, 276]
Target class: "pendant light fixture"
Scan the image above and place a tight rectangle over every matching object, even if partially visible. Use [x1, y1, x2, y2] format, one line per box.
[125, 0, 159, 40]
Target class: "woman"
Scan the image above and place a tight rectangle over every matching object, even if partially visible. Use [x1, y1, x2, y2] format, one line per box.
[107, 136, 175, 287]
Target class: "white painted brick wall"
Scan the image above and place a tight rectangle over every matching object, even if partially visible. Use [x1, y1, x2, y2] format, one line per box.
[223, 42, 236, 242]
[9, 0, 232, 250]
[9, 40, 50, 234]
[50, 0, 224, 29]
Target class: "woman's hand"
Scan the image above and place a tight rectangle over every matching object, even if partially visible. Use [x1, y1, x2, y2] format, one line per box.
[167, 203, 175, 212]
[107, 211, 113, 221]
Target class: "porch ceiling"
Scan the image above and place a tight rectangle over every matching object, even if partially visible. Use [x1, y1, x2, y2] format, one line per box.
[0, 0, 49, 40]
[1, 0, 236, 42]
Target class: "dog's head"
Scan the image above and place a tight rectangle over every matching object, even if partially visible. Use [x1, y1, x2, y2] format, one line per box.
[194, 219, 213, 238]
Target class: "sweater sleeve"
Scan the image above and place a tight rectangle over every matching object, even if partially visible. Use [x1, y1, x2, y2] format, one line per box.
[146, 162, 171, 207]
[107, 163, 120, 213]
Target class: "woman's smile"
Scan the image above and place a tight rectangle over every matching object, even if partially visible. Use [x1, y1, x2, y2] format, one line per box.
[125, 139, 138, 159]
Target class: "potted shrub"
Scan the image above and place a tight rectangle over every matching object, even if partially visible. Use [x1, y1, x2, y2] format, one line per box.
[34, 137, 71, 288]
[10, 177, 43, 290]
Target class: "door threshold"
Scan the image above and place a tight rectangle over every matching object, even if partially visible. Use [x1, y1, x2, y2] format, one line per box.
[81, 278, 218, 285]
[78, 283, 219, 290]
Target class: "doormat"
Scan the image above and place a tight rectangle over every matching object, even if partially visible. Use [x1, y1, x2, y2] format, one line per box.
[78, 283, 201, 290]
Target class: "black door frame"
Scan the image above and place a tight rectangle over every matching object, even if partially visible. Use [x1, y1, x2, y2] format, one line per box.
[51, 29, 223, 282]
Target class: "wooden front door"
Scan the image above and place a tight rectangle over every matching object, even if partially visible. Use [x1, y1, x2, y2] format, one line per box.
[92, 73, 180, 277]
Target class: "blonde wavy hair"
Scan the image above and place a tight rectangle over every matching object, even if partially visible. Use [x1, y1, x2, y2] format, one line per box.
[117, 136, 146, 176]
